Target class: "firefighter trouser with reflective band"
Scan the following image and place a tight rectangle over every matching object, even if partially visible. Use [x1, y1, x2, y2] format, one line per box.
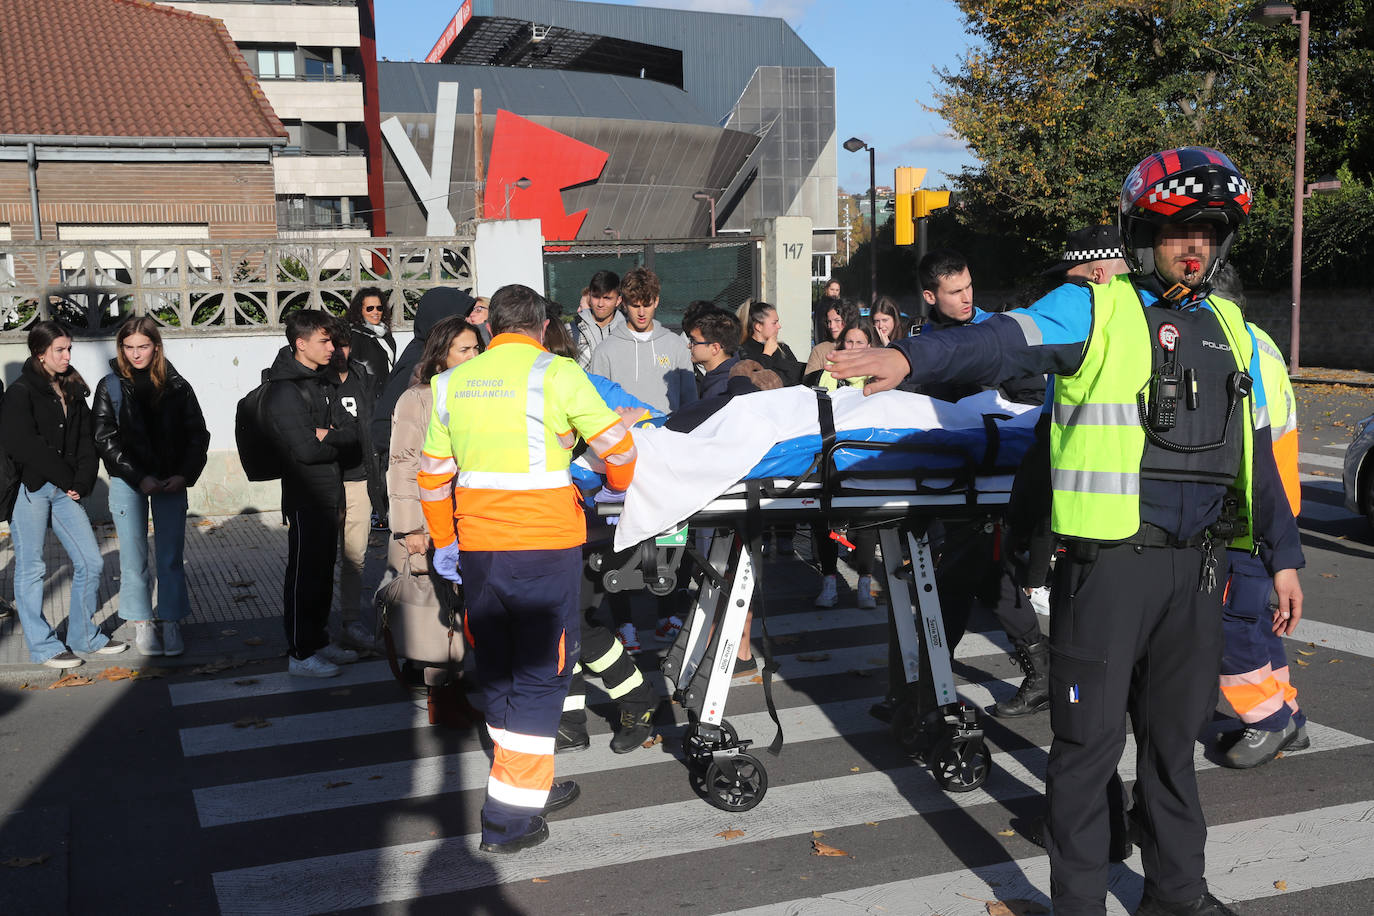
[561, 551, 654, 727]
[461, 547, 582, 844]
[1220, 551, 1302, 731]
[1044, 542, 1223, 915]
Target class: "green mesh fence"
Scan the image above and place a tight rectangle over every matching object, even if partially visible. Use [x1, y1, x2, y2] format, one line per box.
[543, 239, 759, 330]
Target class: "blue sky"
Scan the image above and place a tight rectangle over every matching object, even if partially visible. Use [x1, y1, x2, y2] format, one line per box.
[374, 0, 979, 194]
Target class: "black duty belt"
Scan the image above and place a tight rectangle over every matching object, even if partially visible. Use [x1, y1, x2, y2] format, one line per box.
[1122, 522, 1208, 550]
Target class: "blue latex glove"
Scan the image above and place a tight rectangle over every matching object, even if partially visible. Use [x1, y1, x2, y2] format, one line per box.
[432, 542, 462, 584]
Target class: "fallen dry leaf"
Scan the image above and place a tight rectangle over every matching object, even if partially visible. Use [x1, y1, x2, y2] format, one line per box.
[403, 850, 420, 855]
[1295, 659, 1310, 666]
[749, 674, 763, 684]
[716, 829, 746, 840]
[1297, 649, 1315, 656]
[997, 829, 1015, 836]
[1329, 658, 1343, 664]
[865, 821, 879, 826]
[95, 666, 136, 682]
[811, 840, 851, 857]
[850, 669, 873, 678]
[233, 716, 271, 729]
[641, 733, 664, 748]
[220, 629, 239, 637]
[233, 678, 260, 686]
[1274, 880, 1288, 891]
[531, 877, 549, 883]
[811, 830, 826, 838]
[1, 854, 50, 867]
[48, 674, 94, 690]
[797, 652, 831, 662]
[986, 901, 1049, 916]
[850, 766, 860, 772]
[324, 780, 353, 789]
[132, 668, 168, 680]
[368, 775, 383, 781]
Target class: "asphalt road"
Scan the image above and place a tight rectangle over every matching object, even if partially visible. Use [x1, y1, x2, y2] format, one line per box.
[1, 383, 1372, 916]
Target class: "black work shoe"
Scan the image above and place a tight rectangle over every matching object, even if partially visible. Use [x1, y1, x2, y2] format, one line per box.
[991, 639, 1050, 718]
[544, 780, 580, 814]
[609, 708, 654, 754]
[1221, 719, 1306, 769]
[1135, 891, 1238, 916]
[555, 723, 590, 753]
[478, 817, 550, 854]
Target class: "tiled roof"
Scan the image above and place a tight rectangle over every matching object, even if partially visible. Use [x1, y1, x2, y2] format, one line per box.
[0, 0, 286, 140]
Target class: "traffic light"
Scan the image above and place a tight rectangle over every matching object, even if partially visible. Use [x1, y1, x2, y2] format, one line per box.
[914, 189, 951, 219]
[893, 167, 925, 246]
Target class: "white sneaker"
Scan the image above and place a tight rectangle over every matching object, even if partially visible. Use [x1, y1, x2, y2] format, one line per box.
[1027, 587, 1051, 617]
[856, 576, 876, 609]
[288, 653, 341, 678]
[815, 575, 838, 608]
[134, 621, 163, 656]
[342, 621, 375, 649]
[162, 621, 185, 657]
[318, 642, 359, 665]
[95, 639, 129, 655]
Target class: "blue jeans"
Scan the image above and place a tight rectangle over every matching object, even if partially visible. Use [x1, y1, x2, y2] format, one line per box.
[108, 477, 191, 622]
[10, 482, 107, 663]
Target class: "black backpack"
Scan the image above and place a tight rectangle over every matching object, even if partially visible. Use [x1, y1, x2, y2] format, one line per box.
[235, 374, 284, 482]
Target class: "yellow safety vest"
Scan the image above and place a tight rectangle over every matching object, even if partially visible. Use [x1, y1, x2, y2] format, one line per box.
[1050, 275, 1255, 547]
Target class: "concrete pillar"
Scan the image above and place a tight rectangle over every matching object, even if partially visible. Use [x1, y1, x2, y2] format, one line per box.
[753, 215, 813, 357]
[474, 219, 545, 297]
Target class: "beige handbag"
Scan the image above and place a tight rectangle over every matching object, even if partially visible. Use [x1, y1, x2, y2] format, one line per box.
[376, 551, 465, 669]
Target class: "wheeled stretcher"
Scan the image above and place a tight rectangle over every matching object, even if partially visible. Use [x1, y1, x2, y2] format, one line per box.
[588, 386, 1037, 810]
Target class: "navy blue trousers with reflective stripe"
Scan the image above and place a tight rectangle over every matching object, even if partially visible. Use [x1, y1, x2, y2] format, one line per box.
[461, 547, 582, 843]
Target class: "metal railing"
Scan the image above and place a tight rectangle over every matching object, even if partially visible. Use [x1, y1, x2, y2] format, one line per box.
[0, 236, 475, 334]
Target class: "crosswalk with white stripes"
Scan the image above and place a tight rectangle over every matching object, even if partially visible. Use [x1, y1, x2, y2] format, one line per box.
[167, 580, 1374, 915]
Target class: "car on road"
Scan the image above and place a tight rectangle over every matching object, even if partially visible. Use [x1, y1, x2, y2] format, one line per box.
[1344, 409, 1374, 529]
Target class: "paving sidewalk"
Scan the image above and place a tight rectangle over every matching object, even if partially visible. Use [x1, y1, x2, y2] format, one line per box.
[0, 513, 387, 685]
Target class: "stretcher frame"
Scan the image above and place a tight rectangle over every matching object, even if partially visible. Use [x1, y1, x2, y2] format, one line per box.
[594, 434, 1019, 809]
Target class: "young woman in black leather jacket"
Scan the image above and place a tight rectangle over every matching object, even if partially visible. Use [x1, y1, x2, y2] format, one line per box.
[92, 317, 209, 657]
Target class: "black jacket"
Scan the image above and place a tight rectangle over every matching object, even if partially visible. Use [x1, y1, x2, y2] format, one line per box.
[736, 338, 804, 387]
[330, 358, 376, 482]
[0, 361, 98, 496]
[697, 357, 740, 401]
[348, 322, 396, 386]
[265, 346, 357, 511]
[92, 360, 210, 488]
[372, 286, 476, 451]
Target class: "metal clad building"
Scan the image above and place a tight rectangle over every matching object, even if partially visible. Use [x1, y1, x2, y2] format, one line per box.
[383, 0, 836, 261]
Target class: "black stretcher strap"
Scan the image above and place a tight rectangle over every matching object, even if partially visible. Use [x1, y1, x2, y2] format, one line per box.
[745, 479, 785, 756]
[815, 389, 836, 514]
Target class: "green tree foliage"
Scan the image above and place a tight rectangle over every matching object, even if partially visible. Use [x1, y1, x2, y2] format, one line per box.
[934, 0, 1373, 287]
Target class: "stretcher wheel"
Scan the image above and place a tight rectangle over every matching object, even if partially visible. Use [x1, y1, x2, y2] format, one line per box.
[927, 734, 992, 793]
[684, 720, 739, 772]
[693, 753, 768, 811]
[888, 701, 929, 754]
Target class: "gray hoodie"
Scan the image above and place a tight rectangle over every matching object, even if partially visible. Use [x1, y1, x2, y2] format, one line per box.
[570, 308, 625, 369]
[588, 319, 698, 413]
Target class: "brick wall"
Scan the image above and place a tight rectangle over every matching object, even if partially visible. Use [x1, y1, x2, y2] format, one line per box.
[0, 159, 276, 239]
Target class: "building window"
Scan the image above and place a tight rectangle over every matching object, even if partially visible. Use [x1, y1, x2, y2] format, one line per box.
[253, 47, 297, 79]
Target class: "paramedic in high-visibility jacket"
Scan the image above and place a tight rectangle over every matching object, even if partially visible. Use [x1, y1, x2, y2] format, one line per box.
[828, 147, 1304, 916]
[418, 284, 637, 854]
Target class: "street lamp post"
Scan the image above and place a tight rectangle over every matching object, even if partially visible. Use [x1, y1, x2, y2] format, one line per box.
[501, 176, 532, 218]
[1256, 3, 1310, 373]
[692, 191, 718, 237]
[843, 137, 877, 303]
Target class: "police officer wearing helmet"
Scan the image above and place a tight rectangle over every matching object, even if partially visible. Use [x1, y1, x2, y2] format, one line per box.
[828, 147, 1304, 916]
